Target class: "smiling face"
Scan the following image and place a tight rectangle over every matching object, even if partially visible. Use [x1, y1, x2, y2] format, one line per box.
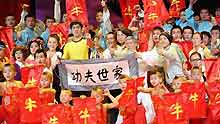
[171, 28, 182, 41]
[150, 73, 162, 87]
[117, 30, 127, 45]
[48, 37, 58, 51]
[71, 24, 83, 38]
[3, 66, 16, 81]
[30, 42, 40, 55]
[183, 29, 193, 41]
[192, 33, 202, 47]
[159, 35, 170, 49]
[91, 89, 104, 104]
[15, 50, 24, 62]
[60, 90, 72, 104]
[5, 15, 16, 27]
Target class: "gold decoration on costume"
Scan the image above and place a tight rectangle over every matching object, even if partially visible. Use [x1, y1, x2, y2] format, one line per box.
[148, 13, 158, 20]
[124, 6, 132, 16]
[71, 6, 83, 16]
[79, 108, 90, 124]
[25, 98, 37, 112]
[125, 89, 133, 96]
[169, 102, 183, 120]
[49, 116, 58, 124]
[26, 77, 37, 86]
[189, 92, 199, 108]
[215, 93, 220, 104]
[171, 0, 180, 6]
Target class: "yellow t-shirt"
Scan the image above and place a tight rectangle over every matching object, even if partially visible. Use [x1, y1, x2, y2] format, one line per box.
[62, 39, 89, 60]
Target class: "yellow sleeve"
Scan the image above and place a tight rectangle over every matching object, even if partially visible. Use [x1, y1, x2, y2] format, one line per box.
[204, 47, 213, 58]
[62, 44, 69, 60]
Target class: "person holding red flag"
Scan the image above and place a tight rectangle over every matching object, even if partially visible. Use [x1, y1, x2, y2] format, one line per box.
[90, 87, 119, 124]
[0, 64, 23, 124]
[138, 66, 169, 124]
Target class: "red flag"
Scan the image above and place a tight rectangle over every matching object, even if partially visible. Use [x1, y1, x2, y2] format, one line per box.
[152, 96, 166, 124]
[181, 82, 207, 119]
[41, 104, 73, 124]
[0, 27, 14, 58]
[138, 31, 149, 52]
[118, 79, 137, 124]
[162, 92, 188, 124]
[204, 58, 220, 82]
[134, 105, 147, 124]
[20, 64, 44, 86]
[39, 88, 56, 105]
[119, 0, 139, 27]
[1, 87, 20, 124]
[49, 23, 69, 47]
[72, 97, 98, 124]
[175, 41, 193, 60]
[143, 0, 169, 30]
[18, 87, 41, 123]
[207, 82, 220, 120]
[169, 0, 186, 17]
[66, 0, 88, 26]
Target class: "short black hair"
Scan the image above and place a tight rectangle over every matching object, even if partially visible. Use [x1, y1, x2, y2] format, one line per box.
[183, 26, 194, 34]
[201, 31, 211, 39]
[153, 26, 164, 32]
[34, 49, 47, 58]
[171, 25, 183, 34]
[106, 32, 116, 39]
[70, 21, 83, 29]
[118, 28, 133, 37]
[159, 32, 173, 44]
[211, 25, 220, 32]
[96, 8, 103, 14]
[43, 16, 55, 24]
[24, 14, 35, 22]
[190, 52, 202, 61]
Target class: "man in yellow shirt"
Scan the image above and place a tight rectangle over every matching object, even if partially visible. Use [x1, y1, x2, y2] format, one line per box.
[62, 21, 90, 60]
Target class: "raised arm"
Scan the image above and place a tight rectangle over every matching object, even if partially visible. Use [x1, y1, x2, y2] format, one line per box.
[103, 89, 119, 109]
[54, 0, 61, 23]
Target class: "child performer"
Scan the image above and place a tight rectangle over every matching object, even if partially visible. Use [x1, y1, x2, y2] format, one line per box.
[90, 87, 119, 124]
[0, 64, 23, 124]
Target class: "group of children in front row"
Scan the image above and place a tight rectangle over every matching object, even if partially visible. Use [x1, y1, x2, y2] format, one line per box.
[0, 59, 219, 124]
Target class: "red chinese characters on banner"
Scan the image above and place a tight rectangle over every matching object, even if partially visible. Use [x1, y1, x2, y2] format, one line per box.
[169, 0, 186, 17]
[143, 0, 169, 30]
[66, 0, 88, 26]
[204, 58, 220, 82]
[20, 64, 44, 86]
[41, 104, 73, 124]
[181, 82, 207, 119]
[18, 87, 41, 124]
[119, 0, 139, 27]
[162, 93, 188, 124]
[49, 23, 69, 47]
[72, 97, 97, 124]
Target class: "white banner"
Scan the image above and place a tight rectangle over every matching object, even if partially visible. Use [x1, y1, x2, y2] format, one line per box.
[58, 54, 138, 91]
[65, 60, 129, 86]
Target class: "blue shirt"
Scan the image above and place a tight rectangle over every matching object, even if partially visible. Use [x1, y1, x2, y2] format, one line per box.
[41, 28, 50, 48]
[185, 7, 213, 32]
[16, 27, 38, 46]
